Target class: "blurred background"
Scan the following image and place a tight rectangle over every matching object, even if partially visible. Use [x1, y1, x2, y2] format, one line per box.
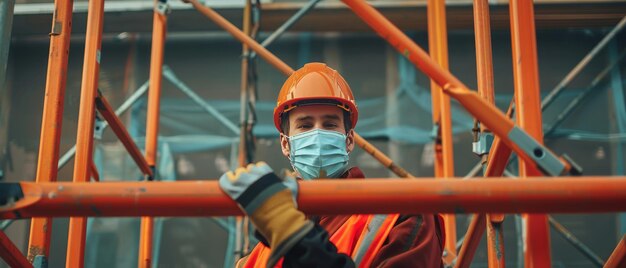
[1, 0, 626, 267]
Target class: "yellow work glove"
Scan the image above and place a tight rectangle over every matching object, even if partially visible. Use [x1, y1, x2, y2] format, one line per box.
[219, 162, 314, 267]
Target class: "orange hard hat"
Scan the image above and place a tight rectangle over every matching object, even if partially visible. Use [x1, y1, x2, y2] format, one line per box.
[274, 62, 358, 133]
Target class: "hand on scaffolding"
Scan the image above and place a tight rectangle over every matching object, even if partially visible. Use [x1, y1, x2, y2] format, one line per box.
[219, 162, 314, 265]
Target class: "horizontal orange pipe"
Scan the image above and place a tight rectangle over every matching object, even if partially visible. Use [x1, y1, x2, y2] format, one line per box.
[2, 177, 626, 218]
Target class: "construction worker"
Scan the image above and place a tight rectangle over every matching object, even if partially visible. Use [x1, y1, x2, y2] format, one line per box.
[219, 63, 445, 267]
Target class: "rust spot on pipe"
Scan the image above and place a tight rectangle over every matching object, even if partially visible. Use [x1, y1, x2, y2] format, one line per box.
[492, 223, 503, 260]
[27, 246, 44, 263]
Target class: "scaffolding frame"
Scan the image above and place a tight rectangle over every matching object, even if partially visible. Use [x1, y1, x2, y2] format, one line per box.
[0, 0, 625, 267]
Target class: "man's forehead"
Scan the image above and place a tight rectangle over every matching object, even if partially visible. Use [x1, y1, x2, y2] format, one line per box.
[289, 105, 344, 121]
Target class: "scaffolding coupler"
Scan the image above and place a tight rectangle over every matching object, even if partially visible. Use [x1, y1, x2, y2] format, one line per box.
[472, 131, 493, 157]
[155, 0, 170, 15]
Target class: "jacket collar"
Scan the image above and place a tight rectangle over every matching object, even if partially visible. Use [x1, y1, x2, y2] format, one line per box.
[340, 166, 365, 179]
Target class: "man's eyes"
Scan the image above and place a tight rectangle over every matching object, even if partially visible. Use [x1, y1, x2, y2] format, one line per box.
[295, 122, 339, 129]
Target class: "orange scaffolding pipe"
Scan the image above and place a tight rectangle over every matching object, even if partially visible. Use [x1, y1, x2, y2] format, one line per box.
[427, 0, 457, 255]
[470, 0, 506, 267]
[605, 235, 626, 268]
[139, 1, 168, 267]
[238, 0, 252, 168]
[455, 135, 513, 268]
[510, 0, 552, 266]
[238, 0, 253, 257]
[2, 178, 626, 218]
[0, 230, 32, 268]
[28, 0, 73, 262]
[66, 0, 104, 266]
[90, 160, 100, 182]
[95, 92, 153, 178]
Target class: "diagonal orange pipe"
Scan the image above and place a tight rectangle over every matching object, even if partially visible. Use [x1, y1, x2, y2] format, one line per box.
[1, 230, 33, 268]
[605, 235, 626, 268]
[95, 93, 153, 178]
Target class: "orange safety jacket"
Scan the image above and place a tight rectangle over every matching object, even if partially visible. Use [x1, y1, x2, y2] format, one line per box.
[241, 214, 400, 268]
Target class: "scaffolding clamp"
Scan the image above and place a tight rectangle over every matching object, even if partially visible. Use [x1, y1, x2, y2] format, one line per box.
[472, 132, 493, 156]
[561, 154, 583, 176]
[508, 127, 583, 176]
[145, 165, 157, 181]
[33, 255, 48, 268]
[155, 0, 171, 15]
[93, 115, 106, 140]
[430, 124, 442, 144]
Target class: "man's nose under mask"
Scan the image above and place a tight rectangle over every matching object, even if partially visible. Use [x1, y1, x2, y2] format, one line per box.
[288, 129, 349, 180]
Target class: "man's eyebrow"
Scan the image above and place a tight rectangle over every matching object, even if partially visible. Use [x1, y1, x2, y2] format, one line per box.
[295, 115, 313, 122]
[322, 114, 341, 120]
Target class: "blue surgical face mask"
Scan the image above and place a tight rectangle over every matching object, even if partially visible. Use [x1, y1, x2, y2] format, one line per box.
[288, 129, 349, 180]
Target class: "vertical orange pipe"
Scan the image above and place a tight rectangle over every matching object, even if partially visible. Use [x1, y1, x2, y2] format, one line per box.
[473, 0, 495, 116]
[427, 0, 456, 255]
[28, 0, 73, 263]
[236, 0, 253, 258]
[472, 0, 504, 267]
[427, 1, 443, 179]
[139, 1, 167, 267]
[509, 0, 551, 267]
[66, 0, 104, 266]
[238, 0, 251, 168]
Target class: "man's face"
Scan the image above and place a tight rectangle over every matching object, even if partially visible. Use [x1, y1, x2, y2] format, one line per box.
[280, 104, 355, 159]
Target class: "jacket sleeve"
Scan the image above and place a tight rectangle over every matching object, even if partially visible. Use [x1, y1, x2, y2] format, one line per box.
[259, 223, 355, 268]
[370, 214, 444, 267]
